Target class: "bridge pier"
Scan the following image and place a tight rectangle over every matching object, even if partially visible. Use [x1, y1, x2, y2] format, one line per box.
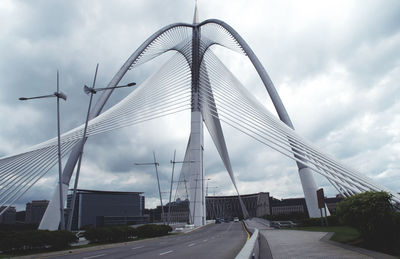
[188, 110, 205, 226]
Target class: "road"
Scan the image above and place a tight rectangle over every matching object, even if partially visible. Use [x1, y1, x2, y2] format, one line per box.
[49, 222, 247, 259]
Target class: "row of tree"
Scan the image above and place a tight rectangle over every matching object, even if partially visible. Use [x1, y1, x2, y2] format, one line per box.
[0, 224, 172, 254]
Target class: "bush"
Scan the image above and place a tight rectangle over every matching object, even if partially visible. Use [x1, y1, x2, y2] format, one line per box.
[83, 226, 137, 243]
[336, 191, 400, 253]
[0, 230, 77, 253]
[300, 217, 323, 227]
[48, 230, 78, 249]
[136, 224, 172, 238]
[326, 215, 339, 226]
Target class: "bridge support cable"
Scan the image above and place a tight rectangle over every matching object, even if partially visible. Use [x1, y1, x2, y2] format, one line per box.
[199, 57, 249, 219]
[172, 137, 193, 223]
[0, 53, 192, 217]
[198, 50, 400, 203]
[200, 53, 390, 196]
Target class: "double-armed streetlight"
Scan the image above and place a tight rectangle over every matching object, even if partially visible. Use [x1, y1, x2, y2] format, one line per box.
[19, 71, 67, 230]
[134, 152, 165, 224]
[66, 64, 136, 230]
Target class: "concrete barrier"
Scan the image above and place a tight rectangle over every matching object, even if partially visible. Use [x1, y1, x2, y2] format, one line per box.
[235, 221, 259, 259]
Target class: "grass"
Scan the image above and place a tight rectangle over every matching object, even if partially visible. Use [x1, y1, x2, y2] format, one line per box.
[291, 226, 360, 243]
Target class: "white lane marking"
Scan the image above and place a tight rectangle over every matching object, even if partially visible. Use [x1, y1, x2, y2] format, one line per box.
[83, 254, 106, 259]
[131, 245, 145, 250]
[188, 243, 195, 247]
[159, 250, 173, 255]
[203, 239, 208, 242]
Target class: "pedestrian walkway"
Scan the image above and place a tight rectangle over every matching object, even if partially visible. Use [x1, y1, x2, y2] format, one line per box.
[245, 218, 395, 259]
[261, 229, 372, 258]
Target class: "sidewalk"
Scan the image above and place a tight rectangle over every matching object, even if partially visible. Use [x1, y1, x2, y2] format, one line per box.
[261, 229, 373, 258]
[246, 219, 396, 259]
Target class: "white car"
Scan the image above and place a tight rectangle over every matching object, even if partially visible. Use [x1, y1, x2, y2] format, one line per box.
[233, 217, 239, 222]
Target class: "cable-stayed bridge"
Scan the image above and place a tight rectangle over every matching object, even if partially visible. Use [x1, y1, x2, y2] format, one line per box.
[0, 6, 399, 230]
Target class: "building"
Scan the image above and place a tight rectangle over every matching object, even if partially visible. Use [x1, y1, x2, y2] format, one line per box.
[0, 206, 16, 224]
[270, 194, 344, 216]
[148, 193, 270, 223]
[67, 189, 148, 230]
[206, 192, 271, 219]
[162, 199, 190, 223]
[25, 200, 49, 223]
[270, 197, 308, 216]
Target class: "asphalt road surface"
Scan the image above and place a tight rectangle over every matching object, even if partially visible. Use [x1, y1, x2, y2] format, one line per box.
[50, 222, 247, 259]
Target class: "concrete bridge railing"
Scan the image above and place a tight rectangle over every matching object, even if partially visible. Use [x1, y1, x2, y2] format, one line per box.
[235, 220, 259, 259]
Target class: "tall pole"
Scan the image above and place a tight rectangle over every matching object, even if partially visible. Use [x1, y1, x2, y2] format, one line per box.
[56, 70, 65, 230]
[153, 152, 165, 224]
[66, 64, 99, 231]
[167, 150, 176, 225]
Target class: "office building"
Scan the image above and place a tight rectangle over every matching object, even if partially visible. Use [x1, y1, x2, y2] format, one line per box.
[67, 189, 148, 230]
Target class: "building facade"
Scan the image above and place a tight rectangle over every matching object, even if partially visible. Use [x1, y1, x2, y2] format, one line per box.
[25, 200, 49, 223]
[67, 189, 148, 230]
[270, 197, 308, 216]
[206, 192, 271, 219]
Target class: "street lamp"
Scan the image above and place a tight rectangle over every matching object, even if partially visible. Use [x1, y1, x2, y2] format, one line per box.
[67, 64, 135, 230]
[135, 152, 165, 224]
[19, 70, 67, 230]
[167, 152, 195, 225]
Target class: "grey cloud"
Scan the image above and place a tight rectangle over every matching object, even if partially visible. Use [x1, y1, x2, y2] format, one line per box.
[2, 1, 399, 211]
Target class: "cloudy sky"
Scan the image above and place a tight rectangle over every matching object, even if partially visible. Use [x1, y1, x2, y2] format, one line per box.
[1, 0, 399, 210]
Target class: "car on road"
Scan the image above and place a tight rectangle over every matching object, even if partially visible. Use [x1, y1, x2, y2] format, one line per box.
[233, 217, 239, 222]
[279, 221, 296, 228]
[270, 221, 296, 228]
[270, 221, 282, 229]
[215, 218, 222, 224]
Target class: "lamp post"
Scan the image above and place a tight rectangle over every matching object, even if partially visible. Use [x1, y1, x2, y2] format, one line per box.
[135, 152, 165, 224]
[167, 152, 195, 225]
[66, 64, 135, 230]
[19, 70, 67, 230]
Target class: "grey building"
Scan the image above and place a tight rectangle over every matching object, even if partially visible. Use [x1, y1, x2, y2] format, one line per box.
[162, 199, 190, 223]
[270, 197, 308, 216]
[206, 192, 271, 219]
[67, 189, 148, 230]
[25, 200, 49, 223]
[0, 206, 16, 224]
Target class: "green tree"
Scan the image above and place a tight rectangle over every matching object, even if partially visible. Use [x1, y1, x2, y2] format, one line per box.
[336, 191, 399, 252]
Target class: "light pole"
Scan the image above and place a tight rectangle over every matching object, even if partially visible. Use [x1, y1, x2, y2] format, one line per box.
[135, 152, 165, 224]
[66, 64, 135, 230]
[19, 70, 67, 230]
[167, 152, 195, 225]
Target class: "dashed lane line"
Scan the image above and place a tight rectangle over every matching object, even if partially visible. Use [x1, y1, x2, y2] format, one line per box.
[82, 254, 106, 259]
[131, 245, 145, 250]
[159, 250, 173, 255]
